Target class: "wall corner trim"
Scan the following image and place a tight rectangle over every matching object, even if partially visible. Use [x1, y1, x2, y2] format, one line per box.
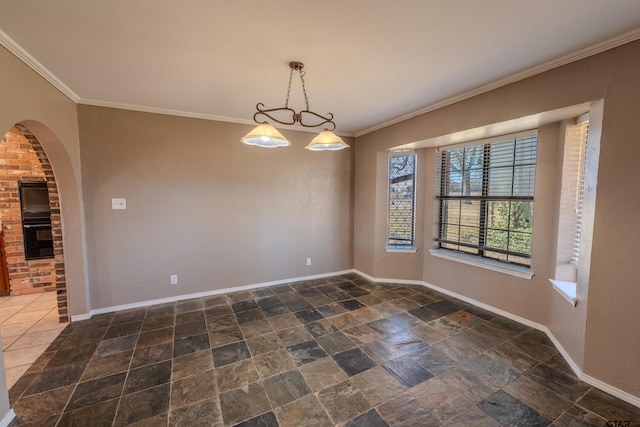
[353, 269, 640, 409]
[0, 410, 15, 427]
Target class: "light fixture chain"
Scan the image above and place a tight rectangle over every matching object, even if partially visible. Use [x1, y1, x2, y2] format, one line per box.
[285, 68, 294, 108]
[299, 69, 310, 111]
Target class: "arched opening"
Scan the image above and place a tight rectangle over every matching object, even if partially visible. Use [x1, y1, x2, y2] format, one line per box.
[0, 124, 68, 320]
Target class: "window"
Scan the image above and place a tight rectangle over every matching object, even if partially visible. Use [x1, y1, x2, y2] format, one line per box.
[387, 151, 416, 249]
[550, 113, 595, 304]
[435, 132, 537, 267]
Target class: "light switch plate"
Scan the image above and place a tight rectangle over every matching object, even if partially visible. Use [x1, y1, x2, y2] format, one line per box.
[112, 198, 126, 210]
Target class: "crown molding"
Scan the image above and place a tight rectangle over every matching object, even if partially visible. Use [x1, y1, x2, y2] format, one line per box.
[78, 98, 355, 137]
[0, 28, 80, 103]
[355, 27, 640, 137]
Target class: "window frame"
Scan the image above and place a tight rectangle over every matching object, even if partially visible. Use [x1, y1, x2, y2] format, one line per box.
[386, 150, 417, 251]
[434, 130, 538, 268]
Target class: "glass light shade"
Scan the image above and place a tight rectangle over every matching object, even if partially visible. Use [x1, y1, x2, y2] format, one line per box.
[241, 123, 291, 148]
[305, 129, 350, 151]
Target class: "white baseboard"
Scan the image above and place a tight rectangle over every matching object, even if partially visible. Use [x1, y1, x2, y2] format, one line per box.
[0, 410, 15, 427]
[354, 269, 640, 409]
[72, 269, 355, 320]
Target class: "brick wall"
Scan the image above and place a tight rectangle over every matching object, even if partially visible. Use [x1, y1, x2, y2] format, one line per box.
[0, 129, 57, 299]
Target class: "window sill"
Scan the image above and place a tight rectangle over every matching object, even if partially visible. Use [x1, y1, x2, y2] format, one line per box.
[386, 247, 418, 253]
[549, 279, 578, 307]
[428, 249, 534, 280]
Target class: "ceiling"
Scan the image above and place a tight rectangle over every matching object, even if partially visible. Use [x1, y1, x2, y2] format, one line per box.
[1, 1, 639, 136]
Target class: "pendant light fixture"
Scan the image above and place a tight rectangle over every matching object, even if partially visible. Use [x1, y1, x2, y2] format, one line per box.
[241, 61, 349, 151]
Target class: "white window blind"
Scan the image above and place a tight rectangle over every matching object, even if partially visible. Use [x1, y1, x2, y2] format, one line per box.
[435, 132, 537, 267]
[571, 119, 589, 265]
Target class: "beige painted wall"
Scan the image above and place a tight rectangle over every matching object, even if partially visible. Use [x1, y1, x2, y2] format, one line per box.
[78, 105, 354, 309]
[0, 45, 88, 421]
[354, 40, 640, 398]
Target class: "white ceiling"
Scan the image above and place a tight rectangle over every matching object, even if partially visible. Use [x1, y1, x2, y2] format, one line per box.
[1, 0, 639, 136]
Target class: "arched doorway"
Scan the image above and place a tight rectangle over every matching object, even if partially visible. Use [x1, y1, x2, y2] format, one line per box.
[0, 124, 68, 323]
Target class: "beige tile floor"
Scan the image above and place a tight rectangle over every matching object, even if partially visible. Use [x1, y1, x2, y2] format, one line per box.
[0, 292, 67, 389]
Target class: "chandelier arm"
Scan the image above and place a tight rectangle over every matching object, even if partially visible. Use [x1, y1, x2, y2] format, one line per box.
[298, 110, 336, 131]
[253, 103, 298, 126]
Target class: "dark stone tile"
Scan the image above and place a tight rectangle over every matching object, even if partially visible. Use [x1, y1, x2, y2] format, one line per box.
[440, 367, 497, 404]
[298, 358, 349, 392]
[382, 355, 433, 388]
[503, 374, 573, 420]
[61, 327, 107, 349]
[172, 349, 214, 381]
[339, 299, 365, 311]
[304, 319, 338, 338]
[577, 388, 640, 423]
[260, 303, 289, 318]
[551, 405, 607, 427]
[168, 397, 223, 427]
[170, 369, 217, 410]
[479, 391, 550, 427]
[377, 392, 440, 427]
[317, 380, 371, 424]
[253, 288, 276, 298]
[124, 360, 172, 394]
[175, 298, 204, 313]
[204, 304, 233, 318]
[113, 308, 147, 324]
[24, 363, 85, 395]
[350, 366, 405, 406]
[173, 332, 210, 357]
[207, 314, 238, 332]
[246, 333, 282, 356]
[263, 369, 312, 407]
[219, 382, 271, 426]
[131, 342, 173, 368]
[174, 310, 205, 326]
[236, 308, 266, 324]
[316, 303, 348, 318]
[277, 325, 314, 347]
[267, 313, 302, 331]
[405, 344, 458, 375]
[46, 342, 97, 369]
[445, 405, 501, 427]
[235, 411, 278, 427]
[490, 315, 531, 334]
[294, 307, 324, 323]
[137, 326, 174, 348]
[525, 363, 591, 402]
[203, 294, 229, 307]
[215, 359, 260, 393]
[346, 288, 369, 298]
[360, 339, 404, 364]
[409, 305, 441, 322]
[256, 295, 280, 308]
[212, 340, 250, 367]
[328, 313, 362, 330]
[333, 347, 377, 376]
[271, 284, 293, 294]
[239, 320, 274, 339]
[253, 349, 297, 378]
[464, 353, 522, 388]
[66, 372, 126, 411]
[141, 315, 175, 333]
[81, 350, 133, 381]
[103, 320, 142, 339]
[428, 299, 464, 316]
[174, 319, 207, 339]
[287, 340, 328, 366]
[11, 385, 74, 425]
[57, 398, 119, 427]
[284, 299, 311, 312]
[274, 393, 334, 427]
[146, 303, 176, 318]
[487, 340, 540, 372]
[209, 327, 243, 347]
[114, 383, 170, 426]
[232, 299, 258, 313]
[410, 376, 474, 422]
[9, 372, 38, 405]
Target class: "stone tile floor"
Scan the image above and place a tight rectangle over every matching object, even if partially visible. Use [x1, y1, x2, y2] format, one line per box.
[0, 292, 66, 389]
[7, 274, 640, 426]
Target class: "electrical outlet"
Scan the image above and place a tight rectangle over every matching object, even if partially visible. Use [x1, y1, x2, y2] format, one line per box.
[170, 274, 178, 285]
[111, 198, 126, 210]
[306, 258, 311, 266]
